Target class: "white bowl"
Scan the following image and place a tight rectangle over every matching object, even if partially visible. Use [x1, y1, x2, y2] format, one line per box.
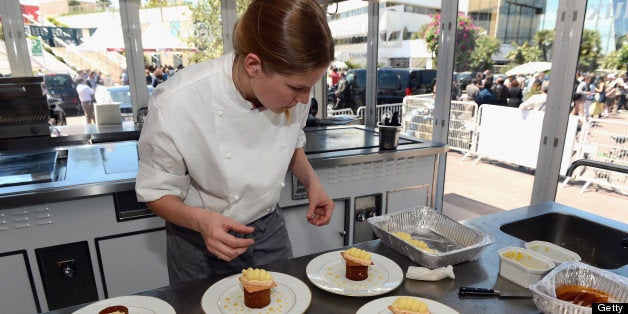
[498, 246, 555, 288]
[524, 240, 581, 265]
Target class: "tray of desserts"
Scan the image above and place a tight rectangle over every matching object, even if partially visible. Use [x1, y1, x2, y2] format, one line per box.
[367, 207, 495, 268]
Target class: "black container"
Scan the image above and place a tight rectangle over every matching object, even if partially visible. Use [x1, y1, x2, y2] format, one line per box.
[377, 124, 401, 150]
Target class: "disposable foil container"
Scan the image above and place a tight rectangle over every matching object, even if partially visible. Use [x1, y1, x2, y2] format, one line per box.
[529, 262, 628, 314]
[367, 207, 495, 268]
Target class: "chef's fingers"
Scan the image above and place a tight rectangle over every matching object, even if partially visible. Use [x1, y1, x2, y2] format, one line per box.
[307, 202, 334, 226]
[206, 232, 252, 261]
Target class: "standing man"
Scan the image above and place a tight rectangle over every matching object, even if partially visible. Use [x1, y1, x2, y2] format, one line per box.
[76, 78, 95, 124]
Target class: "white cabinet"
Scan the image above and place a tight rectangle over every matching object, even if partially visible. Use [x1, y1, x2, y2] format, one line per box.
[283, 200, 347, 257]
[0, 252, 39, 313]
[97, 229, 168, 298]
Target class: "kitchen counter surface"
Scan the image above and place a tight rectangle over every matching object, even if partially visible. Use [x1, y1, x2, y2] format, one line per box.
[0, 126, 447, 208]
[44, 201, 628, 314]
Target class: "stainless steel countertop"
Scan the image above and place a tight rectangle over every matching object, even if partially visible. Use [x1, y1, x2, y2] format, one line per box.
[43, 201, 627, 314]
[0, 126, 447, 208]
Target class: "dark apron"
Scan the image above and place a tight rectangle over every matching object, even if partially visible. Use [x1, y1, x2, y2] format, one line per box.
[165, 206, 293, 285]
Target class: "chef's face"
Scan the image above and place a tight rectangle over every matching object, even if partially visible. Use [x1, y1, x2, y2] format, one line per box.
[252, 67, 328, 114]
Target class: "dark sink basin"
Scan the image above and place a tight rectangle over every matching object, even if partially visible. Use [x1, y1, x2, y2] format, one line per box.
[500, 213, 628, 269]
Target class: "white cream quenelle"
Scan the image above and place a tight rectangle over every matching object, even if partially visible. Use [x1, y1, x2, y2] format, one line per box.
[405, 265, 455, 281]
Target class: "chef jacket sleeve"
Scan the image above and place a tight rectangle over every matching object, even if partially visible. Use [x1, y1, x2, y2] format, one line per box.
[135, 100, 191, 203]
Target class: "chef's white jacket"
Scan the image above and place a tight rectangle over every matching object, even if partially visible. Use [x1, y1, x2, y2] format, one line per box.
[136, 52, 309, 225]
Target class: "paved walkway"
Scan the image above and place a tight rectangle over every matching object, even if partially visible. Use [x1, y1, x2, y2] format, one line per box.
[442, 110, 628, 224]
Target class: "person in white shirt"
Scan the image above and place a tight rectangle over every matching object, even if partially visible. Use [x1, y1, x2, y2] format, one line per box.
[520, 81, 549, 111]
[75, 78, 95, 123]
[135, 0, 335, 284]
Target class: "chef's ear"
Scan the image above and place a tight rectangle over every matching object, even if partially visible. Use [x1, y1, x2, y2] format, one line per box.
[244, 53, 261, 76]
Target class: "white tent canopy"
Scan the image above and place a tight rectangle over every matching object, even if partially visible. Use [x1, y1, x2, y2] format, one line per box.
[142, 23, 187, 51]
[75, 22, 125, 51]
[75, 22, 190, 52]
[505, 62, 552, 76]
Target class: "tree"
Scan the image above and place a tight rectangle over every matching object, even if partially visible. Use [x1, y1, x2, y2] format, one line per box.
[416, 12, 480, 71]
[506, 41, 542, 65]
[534, 30, 555, 61]
[469, 35, 501, 72]
[577, 29, 602, 73]
[96, 0, 111, 10]
[185, 0, 251, 63]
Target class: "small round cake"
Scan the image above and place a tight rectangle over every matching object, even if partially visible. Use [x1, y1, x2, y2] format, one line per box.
[98, 305, 128, 314]
[239, 267, 277, 309]
[388, 296, 430, 314]
[340, 247, 373, 281]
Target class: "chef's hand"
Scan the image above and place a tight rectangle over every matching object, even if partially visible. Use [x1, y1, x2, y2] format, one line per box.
[197, 210, 255, 262]
[305, 182, 335, 226]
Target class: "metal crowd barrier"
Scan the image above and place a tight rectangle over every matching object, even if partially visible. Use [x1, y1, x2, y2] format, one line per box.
[402, 95, 479, 158]
[343, 104, 404, 123]
[562, 118, 628, 195]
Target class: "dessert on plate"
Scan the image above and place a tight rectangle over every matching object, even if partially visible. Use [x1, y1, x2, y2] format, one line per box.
[98, 305, 128, 314]
[340, 247, 374, 281]
[388, 296, 430, 314]
[239, 267, 278, 309]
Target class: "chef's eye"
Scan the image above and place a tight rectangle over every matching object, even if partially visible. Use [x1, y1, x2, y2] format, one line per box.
[289, 85, 306, 92]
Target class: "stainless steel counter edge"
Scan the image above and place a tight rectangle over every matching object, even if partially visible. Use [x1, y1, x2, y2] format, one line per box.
[0, 129, 447, 209]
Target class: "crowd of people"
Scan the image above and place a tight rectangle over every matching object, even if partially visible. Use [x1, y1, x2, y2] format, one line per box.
[572, 72, 627, 120]
[463, 70, 540, 110]
[145, 64, 184, 88]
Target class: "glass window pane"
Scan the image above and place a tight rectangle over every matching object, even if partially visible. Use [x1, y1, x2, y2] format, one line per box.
[555, 0, 628, 223]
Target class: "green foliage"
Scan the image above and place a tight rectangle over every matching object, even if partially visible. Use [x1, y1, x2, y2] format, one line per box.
[618, 45, 628, 70]
[417, 13, 480, 71]
[534, 30, 554, 61]
[68, 0, 80, 6]
[578, 29, 602, 73]
[186, 0, 251, 64]
[344, 60, 360, 69]
[0, 26, 3, 41]
[506, 41, 542, 65]
[469, 35, 501, 72]
[96, 0, 112, 10]
[47, 17, 69, 28]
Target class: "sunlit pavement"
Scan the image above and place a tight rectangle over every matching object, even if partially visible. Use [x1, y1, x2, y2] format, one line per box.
[443, 109, 628, 224]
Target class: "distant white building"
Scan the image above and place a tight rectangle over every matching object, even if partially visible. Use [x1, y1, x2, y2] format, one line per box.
[328, 0, 440, 68]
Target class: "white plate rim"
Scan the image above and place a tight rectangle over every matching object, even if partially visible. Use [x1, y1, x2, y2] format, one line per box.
[356, 296, 460, 314]
[305, 250, 404, 297]
[200, 271, 312, 314]
[71, 295, 175, 314]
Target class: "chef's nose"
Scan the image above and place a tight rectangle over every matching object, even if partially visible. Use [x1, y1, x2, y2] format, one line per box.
[295, 88, 311, 104]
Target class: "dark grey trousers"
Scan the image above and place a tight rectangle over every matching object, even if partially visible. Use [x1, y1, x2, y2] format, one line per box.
[165, 206, 293, 285]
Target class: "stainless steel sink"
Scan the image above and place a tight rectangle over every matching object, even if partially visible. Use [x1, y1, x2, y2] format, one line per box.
[500, 212, 628, 269]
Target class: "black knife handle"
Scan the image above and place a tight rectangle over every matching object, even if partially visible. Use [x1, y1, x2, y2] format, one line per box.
[459, 287, 497, 297]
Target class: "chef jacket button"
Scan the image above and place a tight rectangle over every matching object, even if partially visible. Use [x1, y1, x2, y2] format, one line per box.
[217, 110, 224, 117]
[281, 143, 287, 149]
[225, 153, 231, 159]
[234, 194, 241, 201]
[280, 182, 286, 188]
[266, 208, 272, 212]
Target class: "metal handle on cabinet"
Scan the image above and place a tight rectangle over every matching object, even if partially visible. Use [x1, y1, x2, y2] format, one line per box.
[339, 230, 347, 237]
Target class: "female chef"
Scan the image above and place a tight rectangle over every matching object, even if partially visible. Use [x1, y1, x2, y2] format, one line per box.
[136, 0, 336, 284]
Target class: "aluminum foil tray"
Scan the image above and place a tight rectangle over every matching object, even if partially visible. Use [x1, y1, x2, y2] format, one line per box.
[367, 207, 495, 268]
[529, 262, 628, 314]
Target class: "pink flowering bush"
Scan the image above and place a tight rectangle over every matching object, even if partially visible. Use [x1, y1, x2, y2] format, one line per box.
[419, 12, 479, 71]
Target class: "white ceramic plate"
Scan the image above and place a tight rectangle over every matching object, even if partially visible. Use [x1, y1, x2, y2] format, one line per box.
[72, 295, 175, 314]
[201, 272, 311, 314]
[356, 296, 460, 314]
[305, 251, 403, 297]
